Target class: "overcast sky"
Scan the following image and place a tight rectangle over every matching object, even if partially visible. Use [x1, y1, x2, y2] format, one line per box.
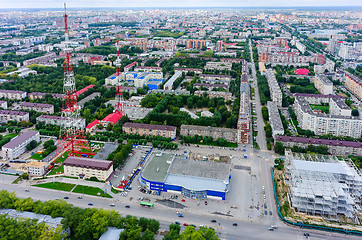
[0, 0, 361, 9]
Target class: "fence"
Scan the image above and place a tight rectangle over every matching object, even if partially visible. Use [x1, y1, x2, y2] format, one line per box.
[270, 167, 362, 236]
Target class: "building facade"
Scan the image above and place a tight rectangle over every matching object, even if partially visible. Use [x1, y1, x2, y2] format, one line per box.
[181, 125, 238, 143]
[0, 110, 29, 123]
[314, 74, 333, 95]
[265, 69, 282, 107]
[36, 115, 86, 129]
[17, 102, 54, 114]
[122, 122, 177, 140]
[2, 130, 40, 160]
[63, 156, 113, 181]
[0, 89, 26, 100]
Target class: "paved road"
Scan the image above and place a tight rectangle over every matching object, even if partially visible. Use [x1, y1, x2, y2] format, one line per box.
[249, 39, 267, 151]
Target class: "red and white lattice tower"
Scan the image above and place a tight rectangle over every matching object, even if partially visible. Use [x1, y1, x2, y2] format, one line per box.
[55, 3, 94, 158]
[114, 34, 124, 116]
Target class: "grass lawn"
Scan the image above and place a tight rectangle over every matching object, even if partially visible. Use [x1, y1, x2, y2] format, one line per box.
[30, 153, 44, 160]
[310, 104, 329, 114]
[33, 182, 75, 192]
[48, 165, 64, 176]
[111, 188, 120, 194]
[72, 185, 112, 198]
[5, 133, 18, 139]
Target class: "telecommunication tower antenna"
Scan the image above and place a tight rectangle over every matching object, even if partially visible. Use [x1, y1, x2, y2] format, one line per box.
[55, 3, 94, 159]
[114, 33, 124, 116]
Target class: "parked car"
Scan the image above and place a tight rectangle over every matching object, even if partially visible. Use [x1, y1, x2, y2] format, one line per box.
[211, 220, 217, 223]
[178, 214, 184, 218]
[204, 201, 208, 205]
[78, 196, 82, 199]
[264, 211, 268, 215]
[110, 203, 115, 207]
[25, 189, 29, 192]
[183, 223, 189, 226]
[269, 211, 272, 215]
[175, 221, 180, 225]
[125, 205, 130, 208]
[88, 203, 93, 206]
[232, 223, 238, 226]
[64, 196, 69, 199]
[181, 199, 186, 202]
[55, 197, 60, 200]
[268, 227, 274, 231]
[264, 203, 267, 208]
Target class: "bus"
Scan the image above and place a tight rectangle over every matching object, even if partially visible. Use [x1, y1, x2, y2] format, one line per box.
[140, 202, 154, 208]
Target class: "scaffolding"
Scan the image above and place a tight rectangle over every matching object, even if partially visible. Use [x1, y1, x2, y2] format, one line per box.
[284, 150, 362, 224]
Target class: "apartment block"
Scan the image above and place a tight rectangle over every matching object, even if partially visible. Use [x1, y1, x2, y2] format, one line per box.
[63, 157, 113, 181]
[344, 71, 362, 100]
[2, 130, 40, 160]
[36, 115, 86, 129]
[181, 125, 238, 143]
[0, 89, 26, 100]
[314, 74, 333, 95]
[16, 102, 54, 114]
[265, 69, 282, 107]
[28, 92, 63, 100]
[186, 39, 206, 50]
[0, 110, 29, 123]
[122, 122, 176, 140]
[194, 90, 234, 101]
[267, 101, 284, 137]
[0, 100, 7, 109]
[27, 161, 46, 176]
[204, 62, 232, 71]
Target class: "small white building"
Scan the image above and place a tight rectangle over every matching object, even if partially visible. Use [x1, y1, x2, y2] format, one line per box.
[2, 130, 40, 160]
[26, 161, 46, 176]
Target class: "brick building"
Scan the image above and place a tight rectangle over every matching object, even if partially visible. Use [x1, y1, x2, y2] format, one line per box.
[122, 122, 177, 140]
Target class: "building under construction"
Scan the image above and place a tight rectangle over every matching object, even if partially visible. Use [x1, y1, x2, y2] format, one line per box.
[284, 150, 361, 224]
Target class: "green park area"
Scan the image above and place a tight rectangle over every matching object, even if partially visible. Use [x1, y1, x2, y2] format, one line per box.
[72, 185, 112, 198]
[33, 182, 76, 192]
[30, 153, 44, 160]
[310, 104, 329, 114]
[48, 152, 69, 176]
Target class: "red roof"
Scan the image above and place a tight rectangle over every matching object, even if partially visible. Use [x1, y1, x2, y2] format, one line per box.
[102, 113, 122, 124]
[86, 119, 100, 129]
[294, 68, 310, 75]
[75, 85, 95, 97]
[223, 42, 237, 46]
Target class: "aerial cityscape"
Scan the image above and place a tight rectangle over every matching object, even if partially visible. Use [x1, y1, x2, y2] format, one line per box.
[0, 2, 361, 240]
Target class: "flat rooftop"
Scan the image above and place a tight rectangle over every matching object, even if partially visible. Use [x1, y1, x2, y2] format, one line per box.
[142, 152, 174, 182]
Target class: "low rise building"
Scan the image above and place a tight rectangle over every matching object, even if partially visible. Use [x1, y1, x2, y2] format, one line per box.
[314, 74, 333, 95]
[0, 89, 26, 100]
[205, 62, 232, 71]
[2, 130, 40, 160]
[16, 102, 54, 114]
[0, 110, 29, 123]
[194, 91, 234, 101]
[7, 68, 37, 78]
[267, 101, 284, 137]
[174, 68, 203, 75]
[181, 125, 238, 143]
[275, 135, 362, 156]
[122, 122, 176, 140]
[26, 161, 46, 176]
[0, 100, 7, 109]
[36, 115, 86, 129]
[28, 92, 63, 100]
[163, 71, 182, 90]
[63, 156, 113, 181]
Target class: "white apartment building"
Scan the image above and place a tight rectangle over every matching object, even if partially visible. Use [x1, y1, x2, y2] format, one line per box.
[36, 115, 86, 129]
[265, 69, 282, 107]
[293, 95, 362, 138]
[2, 130, 40, 160]
[204, 62, 232, 71]
[314, 74, 333, 95]
[17, 102, 54, 114]
[163, 71, 182, 90]
[0, 89, 26, 100]
[63, 157, 113, 181]
[267, 101, 284, 137]
[0, 100, 7, 109]
[0, 110, 29, 123]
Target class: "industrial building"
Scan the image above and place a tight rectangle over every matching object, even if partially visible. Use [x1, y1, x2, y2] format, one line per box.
[284, 150, 361, 224]
[139, 152, 231, 200]
[2, 130, 40, 160]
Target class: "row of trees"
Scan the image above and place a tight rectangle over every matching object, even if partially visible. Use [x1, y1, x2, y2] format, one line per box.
[163, 224, 219, 240]
[0, 190, 159, 240]
[179, 135, 229, 147]
[151, 141, 178, 149]
[107, 141, 133, 169]
[257, 74, 271, 105]
[35, 122, 60, 137]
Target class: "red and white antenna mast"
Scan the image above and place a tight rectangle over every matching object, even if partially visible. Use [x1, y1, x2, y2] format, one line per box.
[55, 3, 93, 159]
[114, 33, 124, 116]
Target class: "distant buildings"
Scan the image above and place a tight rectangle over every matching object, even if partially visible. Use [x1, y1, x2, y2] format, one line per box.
[204, 62, 232, 71]
[237, 80, 251, 143]
[265, 69, 282, 107]
[194, 90, 234, 101]
[122, 122, 177, 140]
[16, 102, 54, 114]
[63, 156, 113, 181]
[186, 39, 206, 50]
[2, 130, 40, 160]
[259, 52, 326, 66]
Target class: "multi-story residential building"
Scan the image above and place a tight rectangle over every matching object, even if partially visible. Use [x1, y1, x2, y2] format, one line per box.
[194, 83, 229, 91]
[0, 90, 26, 100]
[7, 68, 37, 78]
[181, 125, 238, 143]
[194, 91, 234, 101]
[265, 69, 282, 107]
[293, 94, 362, 138]
[204, 62, 232, 71]
[134, 66, 162, 72]
[28, 92, 63, 100]
[344, 71, 362, 100]
[163, 71, 183, 90]
[186, 39, 206, 50]
[63, 157, 113, 181]
[22, 52, 56, 66]
[16, 102, 54, 114]
[275, 135, 362, 156]
[36, 115, 86, 129]
[259, 52, 326, 66]
[267, 101, 284, 137]
[237, 80, 251, 143]
[122, 122, 177, 140]
[174, 68, 203, 75]
[2, 130, 40, 160]
[78, 92, 101, 108]
[0, 110, 29, 123]
[295, 41, 306, 54]
[314, 74, 333, 95]
[0, 100, 7, 109]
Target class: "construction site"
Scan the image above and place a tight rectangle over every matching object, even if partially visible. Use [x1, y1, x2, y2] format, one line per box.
[282, 150, 362, 225]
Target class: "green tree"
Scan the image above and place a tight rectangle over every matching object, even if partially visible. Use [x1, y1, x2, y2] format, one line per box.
[274, 141, 285, 155]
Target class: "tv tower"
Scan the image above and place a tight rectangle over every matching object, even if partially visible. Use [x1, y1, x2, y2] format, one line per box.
[114, 34, 124, 116]
[55, 3, 94, 158]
